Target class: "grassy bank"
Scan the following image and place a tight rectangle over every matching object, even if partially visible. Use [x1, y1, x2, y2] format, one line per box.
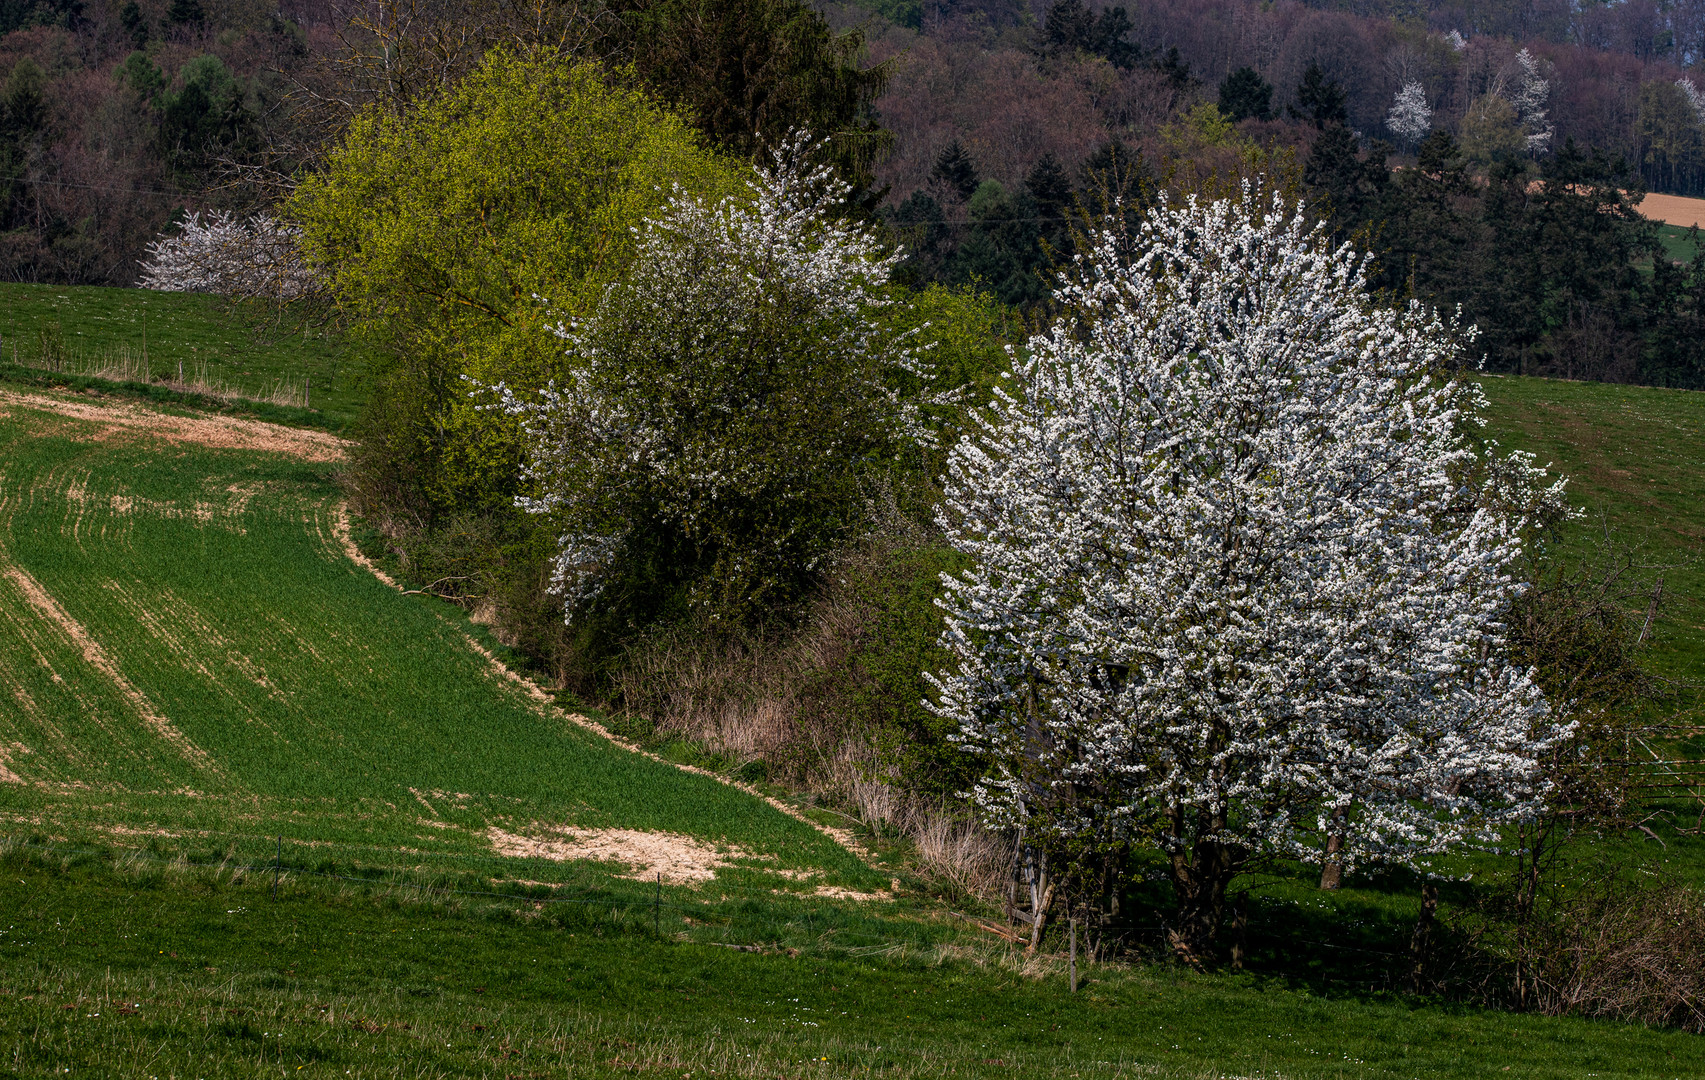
[0, 283, 369, 426]
[0, 387, 872, 892]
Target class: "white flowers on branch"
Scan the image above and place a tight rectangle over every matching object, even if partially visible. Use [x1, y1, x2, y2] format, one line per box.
[139, 210, 322, 301]
[930, 186, 1570, 958]
[497, 137, 943, 621]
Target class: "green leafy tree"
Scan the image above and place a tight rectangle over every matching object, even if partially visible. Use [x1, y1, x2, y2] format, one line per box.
[1460, 93, 1526, 165]
[1638, 80, 1705, 196]
[1218, 66, 1273, 122]
[158, 55, 256, 183]
[498, 142, 945, 630]
[119, 0, 149, 47]
[1304, 125, 1390, 243]
[0, 58, 47, 232]
[930, 140, 980, 201]
[290, 51, 744, 525]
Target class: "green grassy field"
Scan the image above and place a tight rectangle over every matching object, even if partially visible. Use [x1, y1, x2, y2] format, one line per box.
[0, 283, 368, 425]
[0, 387, 876, 898]
[1477, 375, 1704, 680]
[2, 845, 1702, 1080]
[1656, 223, 1704, 266]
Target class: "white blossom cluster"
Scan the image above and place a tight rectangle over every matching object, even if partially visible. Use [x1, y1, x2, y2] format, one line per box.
[138, 210, 321, 301]
[1386, 81, 1432, 147]
[1679, 78, 1705, 127]
[931, 187, 1572, 874]
[496, 135, 940, 611]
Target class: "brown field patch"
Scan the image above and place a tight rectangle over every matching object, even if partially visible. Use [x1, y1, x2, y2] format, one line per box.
[1638, 192, 1705, 229]
[487, 825, 747, 884]
[0, 388, 347, 462]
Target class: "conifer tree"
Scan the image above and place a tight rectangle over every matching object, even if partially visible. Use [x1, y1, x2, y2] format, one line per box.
[1218, 67, 1274, 122]
[931, 140, 980, 201]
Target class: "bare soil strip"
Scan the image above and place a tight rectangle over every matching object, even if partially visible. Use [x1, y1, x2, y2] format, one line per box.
[0, 562, 223, 779]
[487, 825, 747, 884]
[0, 387, 347, 462]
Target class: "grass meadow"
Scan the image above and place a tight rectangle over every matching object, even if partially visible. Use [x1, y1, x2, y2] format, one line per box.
[0, 388, 877, 899]
[0, 283, 368, 426]
[2, 844, 1703, 1079]
[1477, 374, 1705, 682]
[0, 289, 1700, 1075]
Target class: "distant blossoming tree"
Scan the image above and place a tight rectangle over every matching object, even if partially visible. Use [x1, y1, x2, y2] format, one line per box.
[1513, 48, 1554, 154]
[1386, 81, 1432, 148]
[496, 136, 946, 625]
[139, 210, 321, 301]
[1679, 78, 1705, 126]
[930, 185, 1571, 962]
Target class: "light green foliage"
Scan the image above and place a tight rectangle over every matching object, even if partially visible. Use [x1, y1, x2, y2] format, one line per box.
[876, 283, 1014, 469]
[0, 393, 870, 888]
[289, 52, 745, 517]
[1459, 94, 1526, 165]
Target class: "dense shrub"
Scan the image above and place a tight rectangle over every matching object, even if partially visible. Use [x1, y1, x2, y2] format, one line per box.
[292, 51, 744, 529]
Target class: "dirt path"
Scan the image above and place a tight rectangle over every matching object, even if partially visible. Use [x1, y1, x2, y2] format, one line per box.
[0, 387, 347, 462]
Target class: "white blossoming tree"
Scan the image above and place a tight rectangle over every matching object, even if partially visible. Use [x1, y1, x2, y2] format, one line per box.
[139, 210, 322, 301]
[497, 137, 943, 626]
[1386, 81, 1432, 148]
[930, 185, 1570, 962]
[1513, 47, 1554, 154]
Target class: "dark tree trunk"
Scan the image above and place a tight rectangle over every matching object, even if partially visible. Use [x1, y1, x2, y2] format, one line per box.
[1165, 810, 1242, 965]
[1319, 807, 1347, 890]
[1408, 878, 1439, 993]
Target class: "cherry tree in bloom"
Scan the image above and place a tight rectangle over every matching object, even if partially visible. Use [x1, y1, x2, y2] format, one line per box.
[930, 185, 1571, 961]
[495, 137, 945, 623]
[1386, 81, 1432, 148]
[1512, 48, 1554, 154]
[139, 210, 321, 301]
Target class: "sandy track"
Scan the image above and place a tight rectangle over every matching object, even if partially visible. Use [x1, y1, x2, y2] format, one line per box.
[0, 387, 348, 462]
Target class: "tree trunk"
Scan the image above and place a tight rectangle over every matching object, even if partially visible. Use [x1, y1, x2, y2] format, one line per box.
[1319, 808, 1346, 890]
[1408, 878, 1438, 993]
[1021, 843, 1052, 952]
[1166, 821, 1240, 966]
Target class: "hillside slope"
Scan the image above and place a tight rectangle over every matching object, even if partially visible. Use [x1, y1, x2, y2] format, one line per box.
[1479, 375, 1704, 681]
[0, 387, 877, 892]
